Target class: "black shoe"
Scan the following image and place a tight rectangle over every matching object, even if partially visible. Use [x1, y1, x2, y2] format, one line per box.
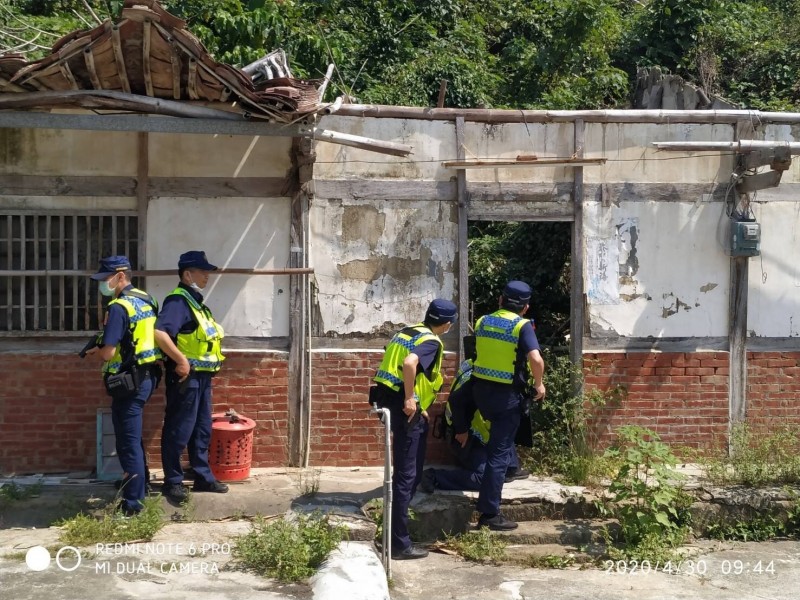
[477, 513, 518, 531]
[504, 468, 531, 483]
[420, 469, 436, 494]
[192, 480, 229, 493]
[391, 545, 429, 560]
[162, 483, 189, 502]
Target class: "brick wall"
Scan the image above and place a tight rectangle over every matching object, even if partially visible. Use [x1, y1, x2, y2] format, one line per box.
[5, 348, 796, 474]
[583, 351, 800, 451]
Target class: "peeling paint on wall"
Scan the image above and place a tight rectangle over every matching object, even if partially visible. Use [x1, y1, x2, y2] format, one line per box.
[617, 218, 639, 278]
[700, 282, 718, 293]
[662, 293, 693, 318]
[586, 236, 619, 304]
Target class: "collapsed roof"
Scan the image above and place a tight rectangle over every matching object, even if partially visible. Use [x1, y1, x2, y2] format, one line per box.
[0, 0, 322, 122]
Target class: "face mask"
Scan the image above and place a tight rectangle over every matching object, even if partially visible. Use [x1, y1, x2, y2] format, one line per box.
[99, 276, 116, 297]
[186, 273, 202, 292]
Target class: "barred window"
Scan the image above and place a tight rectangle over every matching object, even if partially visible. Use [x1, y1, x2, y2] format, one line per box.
[0, 211, 139, 334]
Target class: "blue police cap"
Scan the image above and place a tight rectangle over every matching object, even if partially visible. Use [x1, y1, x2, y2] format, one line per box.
[178, 250, 218, 271]
[502, 280, 532, 309]
[425, 298, 458, 325]
[90, 255, 131, 280]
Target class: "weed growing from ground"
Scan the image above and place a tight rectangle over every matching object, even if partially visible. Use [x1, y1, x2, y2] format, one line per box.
[233, 513, 347, 582]
[443, 528, 506, 563]
[57, 495, 164, 546]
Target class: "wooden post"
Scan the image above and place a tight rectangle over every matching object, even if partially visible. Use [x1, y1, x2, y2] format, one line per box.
[437, 80, 448, 108]
[728, 119, 757, 447]
[288, 136, 315, 466]
[455, 116, 469, 361]
[570, 119, 585, 374]
[135, 132, 148, 280]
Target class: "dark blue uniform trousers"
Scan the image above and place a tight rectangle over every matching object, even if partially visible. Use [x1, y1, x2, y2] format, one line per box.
[433, 440, 519, 492]
[112, 373, 154, 512]
[389, 404, 429, 552]
[161, 372, 215, 486]
[473, 379, 521, 516]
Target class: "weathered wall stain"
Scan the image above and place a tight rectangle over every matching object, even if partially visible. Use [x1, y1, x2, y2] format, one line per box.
[337, 246, 434, 282]
[700, 282, 718, 293]
[340, 205, 385, 249]
[617, 220, 639, 277]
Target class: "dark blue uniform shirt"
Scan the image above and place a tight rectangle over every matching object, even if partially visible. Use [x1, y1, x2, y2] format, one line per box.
[514, 320, 540, 388]
[413, 339, 441, 380]
[155, 283, 203, 338]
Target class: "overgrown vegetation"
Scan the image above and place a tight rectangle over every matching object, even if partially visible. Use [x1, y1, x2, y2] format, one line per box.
[3, 0, 799, 111]
[522, 350, 624, 486]
[443, 527, 506, 563]
[0, 481, 43, 506]
[232, 513, 347, 582]
[58, 495, 164, 546]
[704, 423, 800, 487]
[598, 426, 692, 563]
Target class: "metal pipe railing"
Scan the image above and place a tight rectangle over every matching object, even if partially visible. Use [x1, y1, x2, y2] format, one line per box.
[370, 403, 392, 579]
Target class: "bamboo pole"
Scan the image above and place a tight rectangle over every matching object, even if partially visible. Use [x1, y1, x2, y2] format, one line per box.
[653, 140, 800, 153]
[312, 128, 413, 156]
[334, 104, 800, 125]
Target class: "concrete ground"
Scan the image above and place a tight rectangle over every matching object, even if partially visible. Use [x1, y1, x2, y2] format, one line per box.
[1, 467, 799, 599]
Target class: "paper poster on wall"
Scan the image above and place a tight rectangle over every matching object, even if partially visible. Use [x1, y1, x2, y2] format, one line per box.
[586, 236, 619, 305]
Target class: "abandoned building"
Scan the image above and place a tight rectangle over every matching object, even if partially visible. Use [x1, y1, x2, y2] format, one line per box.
[1, 1, 799, 476]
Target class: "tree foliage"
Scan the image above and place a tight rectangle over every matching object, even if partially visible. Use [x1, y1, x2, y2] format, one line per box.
[4, 0, 799, 111]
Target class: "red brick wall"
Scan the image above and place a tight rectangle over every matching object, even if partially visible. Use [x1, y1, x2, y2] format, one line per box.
[584, 351, 800, 451]
[6, 348, 795, 474]
[0, 350, 455, 474]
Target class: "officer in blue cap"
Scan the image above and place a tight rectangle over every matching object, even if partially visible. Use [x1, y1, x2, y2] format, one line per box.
[85, 255, 162, 515]
[154, 251, 228, 501]
[471, 280, 545, 531]
[371, 298, 457, 560]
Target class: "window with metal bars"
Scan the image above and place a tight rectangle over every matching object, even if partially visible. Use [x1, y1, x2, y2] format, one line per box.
[0, 211, 139, 334]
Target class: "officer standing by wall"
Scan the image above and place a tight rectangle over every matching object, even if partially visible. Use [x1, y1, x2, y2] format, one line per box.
[372, 299, 457, 560]
[472, 281, 545, 530]
[86, 256, 161, 516]
[154, 251, 228, 501]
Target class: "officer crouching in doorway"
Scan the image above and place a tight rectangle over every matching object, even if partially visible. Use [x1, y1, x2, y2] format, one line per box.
[371, 299, 457, 560]
[154, 251, 228, 502]
[85, 256, 162, 516]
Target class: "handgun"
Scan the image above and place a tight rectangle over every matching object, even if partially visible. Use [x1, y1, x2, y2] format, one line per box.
[78, 333, 103, 358]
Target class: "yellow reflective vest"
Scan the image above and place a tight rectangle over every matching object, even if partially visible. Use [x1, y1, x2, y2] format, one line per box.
[103, 288, 162, 374]
[444, 359, 491, 444]
[473, 309, 529, 384]
[168, 287, 225, 373]
[373, 323, 444, 410]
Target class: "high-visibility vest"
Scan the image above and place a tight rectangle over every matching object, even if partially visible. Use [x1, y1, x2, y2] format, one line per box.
[473, 309, 529, 384]
[103, 288, 161, 374]
[444, 359, 491, 444]
[373, 323, 444, 410]
[168, 287, 225, 373]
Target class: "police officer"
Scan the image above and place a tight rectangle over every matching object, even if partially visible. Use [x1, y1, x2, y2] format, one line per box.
[372, 299, 457, 560]
[87, 256, 161, 516]
[472, 281, 545, 531]
[154, 251, 228, 501]
[420, 359, 528, 493]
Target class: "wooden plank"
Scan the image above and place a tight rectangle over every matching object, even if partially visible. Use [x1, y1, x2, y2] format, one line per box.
[111, 24, 131, 94]
[187, 59, 199, 100]
[583, 182, 729, 203]
[142, 20, 154, 97]
[0, 268, 314, 277]
[468, 202, 574, 222]
[584, 337, 729, 353]
[442, 158, 606, 168]
[0, 175, 138, 196]
[58, 62, 79, 90]
[455, 116, 469, 361]
[148, 177, 289, 198]
[469, 181, 573, 204]
[169, 42, 181, 99]
[136, 132, 148, 279]
[312, 179, 456, 202]
[83, 47, 103, 90]
[571, 119, 585, 369]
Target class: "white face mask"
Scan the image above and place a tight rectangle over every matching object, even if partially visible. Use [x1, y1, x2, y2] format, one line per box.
[186, 272, 203, 292]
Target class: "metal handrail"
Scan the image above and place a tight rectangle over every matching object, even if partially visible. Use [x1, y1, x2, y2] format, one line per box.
[370, 403, 392, 579]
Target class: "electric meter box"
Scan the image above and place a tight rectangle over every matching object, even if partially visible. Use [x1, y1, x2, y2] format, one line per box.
[730, 219, 761, 257]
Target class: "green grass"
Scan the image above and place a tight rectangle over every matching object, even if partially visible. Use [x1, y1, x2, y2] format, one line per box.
[443, 528, 506, 563]
[233, 513, 347, 582]
[57, 495, 164, 546]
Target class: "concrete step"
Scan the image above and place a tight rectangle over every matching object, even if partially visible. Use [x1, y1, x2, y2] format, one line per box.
[482, 519, 617, 546]
[502, 542, 605, 568]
